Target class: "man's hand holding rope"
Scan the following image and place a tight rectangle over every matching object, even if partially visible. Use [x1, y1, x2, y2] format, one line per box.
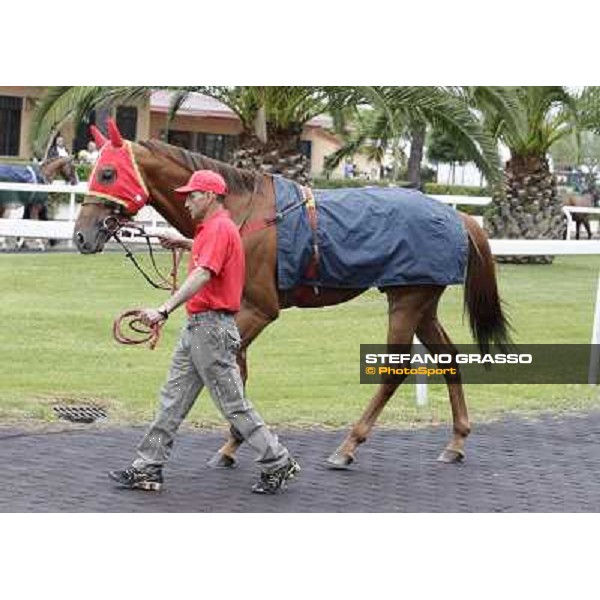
[157, 233, 193, 252]
[114, 234, 210, 349]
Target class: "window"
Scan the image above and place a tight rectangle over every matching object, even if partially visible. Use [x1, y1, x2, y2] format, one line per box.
[116, 106, 138, 140]
[73, 106, 138, 153]
[0, 95, 22, 156]
[196, 133, 238, 162]
[165, 130, 238, 161]
[166, 130, 192, 149]
[299, 140, 312, 161]
[74, 110, 96, 154]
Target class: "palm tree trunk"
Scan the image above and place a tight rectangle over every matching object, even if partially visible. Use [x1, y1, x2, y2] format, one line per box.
[487, 154, 563, 264]
[407, 121, 426, 188]
[231, 130, 311, 185]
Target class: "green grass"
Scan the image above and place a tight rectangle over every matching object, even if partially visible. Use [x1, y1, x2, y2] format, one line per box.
[0, 252, 599, 429]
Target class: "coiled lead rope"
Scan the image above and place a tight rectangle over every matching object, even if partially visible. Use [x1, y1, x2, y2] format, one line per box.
[113, 246, 183, 350]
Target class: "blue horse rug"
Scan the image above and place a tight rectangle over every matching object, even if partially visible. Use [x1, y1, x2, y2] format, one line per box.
[274, 177, 469, 290]
[0, 163, 47, 206]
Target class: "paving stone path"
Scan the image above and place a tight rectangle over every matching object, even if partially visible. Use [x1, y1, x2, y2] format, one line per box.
[2, 412, 600, 512]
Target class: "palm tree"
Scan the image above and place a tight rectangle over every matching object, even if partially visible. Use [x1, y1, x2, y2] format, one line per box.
[323, 86, 502, 188]
[427, 128, 475, 185]
[30, 86, 336, 185]
[214, 86, 328, 184]
[575, 86, 600, 135]
[323, 106, 408, 180]
[480, 87, 579, 263]
[30, 86, 503, 188]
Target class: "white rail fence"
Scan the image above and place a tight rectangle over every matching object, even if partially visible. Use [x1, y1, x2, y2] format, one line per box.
[415, 239, 600, 405]
[0, 182, 598, 393]
[0, 181, 173, 244]
[435, 195, 600, 239]
[0, 183, 597, 241]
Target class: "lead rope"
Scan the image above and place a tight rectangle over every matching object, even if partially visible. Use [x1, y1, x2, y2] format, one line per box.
[108, 179, 308, 349]
[113, 247, 184, 350]
[111, 225, 178, 291]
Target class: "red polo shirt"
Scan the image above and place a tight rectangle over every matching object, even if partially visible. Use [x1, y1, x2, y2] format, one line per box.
[186, 209, 245, 315]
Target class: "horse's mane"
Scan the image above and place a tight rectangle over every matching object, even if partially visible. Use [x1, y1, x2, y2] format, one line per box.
[140, 139, 260, 195]
[40, 156, 71, 170]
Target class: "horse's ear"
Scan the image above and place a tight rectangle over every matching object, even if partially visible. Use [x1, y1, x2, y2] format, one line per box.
[107, 118, 124, 147]
[90, 125, 108, 149]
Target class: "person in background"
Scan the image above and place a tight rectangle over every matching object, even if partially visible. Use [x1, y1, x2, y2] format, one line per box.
[78, 140, 99, 164]
[46, 135, 71, 161]
[344, 161, 354, 179]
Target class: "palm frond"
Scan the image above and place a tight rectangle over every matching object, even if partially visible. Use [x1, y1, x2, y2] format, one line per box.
[381, 87, 502, 183]
[29, 86, 161, 153]
[485, 86, 578, 157]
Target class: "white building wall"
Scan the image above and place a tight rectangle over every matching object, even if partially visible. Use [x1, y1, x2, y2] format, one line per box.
[436, 162, 487, 187]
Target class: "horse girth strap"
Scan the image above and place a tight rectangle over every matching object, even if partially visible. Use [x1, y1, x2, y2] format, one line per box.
[238, 185, 318, 237]
[302, 187, 320, 282]
[237, 185, 321, 288]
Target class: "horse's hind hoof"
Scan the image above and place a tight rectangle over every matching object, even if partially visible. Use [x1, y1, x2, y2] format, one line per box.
[326, 452, 355, 470]
[207, 452, 237, 469]
[437, 449, 465, 464]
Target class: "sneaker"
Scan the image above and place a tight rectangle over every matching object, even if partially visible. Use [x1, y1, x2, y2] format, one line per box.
[108, 466, 163, 491]
[251, 458, 301, 495]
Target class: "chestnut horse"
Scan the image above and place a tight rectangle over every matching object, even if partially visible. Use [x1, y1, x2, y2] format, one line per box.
[0, 157, 78, 250]
[563, 193, 597, 240]
[74, 121, 511, 470]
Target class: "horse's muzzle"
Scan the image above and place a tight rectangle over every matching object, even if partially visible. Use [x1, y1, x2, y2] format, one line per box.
[74, 230, 102, 254]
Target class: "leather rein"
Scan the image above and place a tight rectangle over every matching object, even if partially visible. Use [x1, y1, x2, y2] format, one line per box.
[83, 198, 184, 349]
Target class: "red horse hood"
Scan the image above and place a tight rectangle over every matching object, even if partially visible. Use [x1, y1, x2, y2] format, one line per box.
[87, 120, 149, 215]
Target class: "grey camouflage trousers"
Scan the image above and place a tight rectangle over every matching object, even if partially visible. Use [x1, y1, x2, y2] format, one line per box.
[133, 311, 290, 473]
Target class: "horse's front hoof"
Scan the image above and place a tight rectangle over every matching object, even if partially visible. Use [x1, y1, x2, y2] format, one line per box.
[437, 449, 465, 464]
[207, 452, 237, 469]
[326, 452, 355, 470]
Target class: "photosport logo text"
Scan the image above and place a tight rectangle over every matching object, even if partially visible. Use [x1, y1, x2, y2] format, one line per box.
[359, 345, 599, 384]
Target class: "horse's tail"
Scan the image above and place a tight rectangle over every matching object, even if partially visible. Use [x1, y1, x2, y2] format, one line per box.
[461, 214, 513, 354]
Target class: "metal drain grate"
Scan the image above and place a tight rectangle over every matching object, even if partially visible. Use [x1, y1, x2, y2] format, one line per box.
[53, 405, 108, 424]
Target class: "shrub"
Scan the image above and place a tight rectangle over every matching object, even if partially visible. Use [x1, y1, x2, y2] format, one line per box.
[312, 179, 490, 198]
[424, 183, 490, 197]
[313, 178, 393, 189]
[76, 163, 93, 182]
[310, 179, 491, 216]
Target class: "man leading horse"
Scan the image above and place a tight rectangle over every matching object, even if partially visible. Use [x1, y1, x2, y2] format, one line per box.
[75, 119, 511, 487]
[106, 167, 301, 495]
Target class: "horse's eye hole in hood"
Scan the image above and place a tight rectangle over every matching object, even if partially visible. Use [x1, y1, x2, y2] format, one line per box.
[97, 166, 117, 185]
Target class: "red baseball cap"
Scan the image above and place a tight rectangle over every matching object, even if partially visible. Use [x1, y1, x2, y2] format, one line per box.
[174, 170, 229, 196]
